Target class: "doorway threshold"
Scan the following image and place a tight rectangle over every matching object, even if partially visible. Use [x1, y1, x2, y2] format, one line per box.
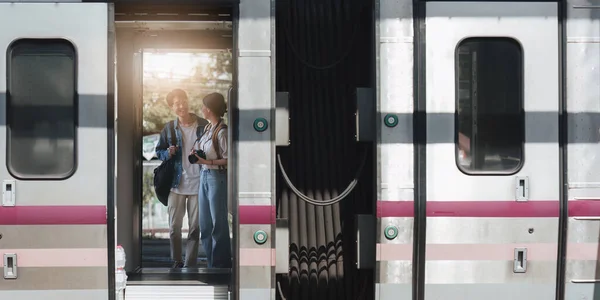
[127, 267, 231, 285]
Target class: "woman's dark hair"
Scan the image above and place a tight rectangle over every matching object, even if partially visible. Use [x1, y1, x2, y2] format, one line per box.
[166, 88, 188, 107]
[202, 92, 227, 118]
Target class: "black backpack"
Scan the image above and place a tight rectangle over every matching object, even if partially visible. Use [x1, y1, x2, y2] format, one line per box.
[153, 121, 177, 206]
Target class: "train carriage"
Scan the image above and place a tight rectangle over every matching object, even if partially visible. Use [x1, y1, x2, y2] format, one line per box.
[0, 0, 597, 299]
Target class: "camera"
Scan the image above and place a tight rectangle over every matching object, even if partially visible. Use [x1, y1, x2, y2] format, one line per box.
[188, 149, 207, 164]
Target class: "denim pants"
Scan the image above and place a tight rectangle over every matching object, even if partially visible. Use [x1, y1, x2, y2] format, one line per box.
[198, 169, 232, 268]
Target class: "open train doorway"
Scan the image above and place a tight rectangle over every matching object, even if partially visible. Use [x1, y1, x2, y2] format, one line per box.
[140, 49, 233, 269]
[114, 3, 235, 297]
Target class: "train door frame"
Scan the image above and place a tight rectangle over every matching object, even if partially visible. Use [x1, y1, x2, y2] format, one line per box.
[113, 1, 236, 275]
[411, 1, 568, 300]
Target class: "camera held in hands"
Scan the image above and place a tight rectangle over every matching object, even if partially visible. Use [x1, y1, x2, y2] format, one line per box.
[188, 149, 207, 164]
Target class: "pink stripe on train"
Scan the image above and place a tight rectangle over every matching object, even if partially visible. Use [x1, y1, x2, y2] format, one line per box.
[239, 248, 276, 266]
[1, 248, 108, 267]
[239, 205, 275, 225]
[0, 205, 275, 225]
[0, 206, 107, 225]
[377, 243, 600, 261]
[378, 200, 600, 218]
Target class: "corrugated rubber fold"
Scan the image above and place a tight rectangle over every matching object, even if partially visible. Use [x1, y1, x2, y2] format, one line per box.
[275, 0, 375, 299]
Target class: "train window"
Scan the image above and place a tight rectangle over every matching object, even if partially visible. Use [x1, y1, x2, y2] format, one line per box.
[6, 39, 77, 179]
[455, 37, 524, 174]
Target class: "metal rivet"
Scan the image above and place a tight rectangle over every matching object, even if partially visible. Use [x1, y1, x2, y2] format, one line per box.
[528, 228, 534, 234]
[0, 233, 2, 240]
[253, 118, 268, 132]
[384, 225, 398, 240]
[384, 114, 398, 128]
[254, 230, 268, 245]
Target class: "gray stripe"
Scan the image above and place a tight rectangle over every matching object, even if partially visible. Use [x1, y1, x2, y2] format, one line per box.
[426, 218, 559, 244]
[565, 260, 600, 281]
[425, 261, 557, 284]
[1, 90, 599, 145]
[376, 283, 411, 300]
[0, 290, 106, 300]
[238, 266, 271, 289]
[424, 283, 556, 300]
[0, 267, 107, 290]
[239, 288, 273, 300]
[567, 220, 600, 243]
[565, 283, 600, 300]
[377, 261, 412, 284]
[0, 93, 106, 130]
[0, 225, 106, 249]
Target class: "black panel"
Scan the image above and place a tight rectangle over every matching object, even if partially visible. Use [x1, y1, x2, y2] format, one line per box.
[556, 0, 568, 300]
[413, 1, 426, 300]
[274, 1, 375, 300]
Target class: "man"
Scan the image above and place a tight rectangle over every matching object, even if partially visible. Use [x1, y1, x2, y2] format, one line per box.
[155, 88, 208, 268]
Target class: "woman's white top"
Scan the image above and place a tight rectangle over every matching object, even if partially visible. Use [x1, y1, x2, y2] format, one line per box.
[197, 122, 228, 170]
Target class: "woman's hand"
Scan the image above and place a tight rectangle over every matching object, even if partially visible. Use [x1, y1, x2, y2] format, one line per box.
[189, 150, 209, 165]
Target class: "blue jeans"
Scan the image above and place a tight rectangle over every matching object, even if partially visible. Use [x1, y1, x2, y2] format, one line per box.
[198, 169, 232, 268]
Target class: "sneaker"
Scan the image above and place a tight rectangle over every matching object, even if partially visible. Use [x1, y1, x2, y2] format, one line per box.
[171, 261, 184, 268]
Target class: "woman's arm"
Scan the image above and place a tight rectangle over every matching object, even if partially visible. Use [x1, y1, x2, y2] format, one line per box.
[192, 129, 228, 166]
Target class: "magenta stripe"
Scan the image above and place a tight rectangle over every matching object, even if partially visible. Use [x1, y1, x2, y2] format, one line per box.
[0, 206, 107, 225]
[378, 200, 565, 218]
[239, 205, 275, 224]
[378, 201, 414, 218]
[568, 200, 600, 217]
[378, 200, 600, 218]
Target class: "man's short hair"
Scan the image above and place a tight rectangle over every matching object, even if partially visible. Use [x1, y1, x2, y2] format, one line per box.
[166, 88, 188, 107]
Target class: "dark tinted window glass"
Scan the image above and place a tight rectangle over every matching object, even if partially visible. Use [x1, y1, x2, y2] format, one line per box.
[7, 39, 77, 179]
[456, 37, 523, 174]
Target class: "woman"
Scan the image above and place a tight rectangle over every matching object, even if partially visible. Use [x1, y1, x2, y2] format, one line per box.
[190, 92, 232, 268]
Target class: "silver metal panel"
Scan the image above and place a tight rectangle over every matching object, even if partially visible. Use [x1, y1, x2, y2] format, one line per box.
[377, 0, 414, 295]
[565, 283, 600, 300]
[425, 261, 557, 284]
[239, 288, 273, 300]
[426, 1, 559, 202]
[238, 266, 272, 289]
[425, 218, 559, 244]
[376, 283, 412, 300]
[125, 285, 228, 299]
[424, 2, 559, 299]
[238, 0, 271, 52]
[566, 260, 600, 282]
[377, 261, 412, 284]
[565, 0, 600, 295]
[0, 3, 109, 205]
[567, 219, 600, 243]
[0, 1, 109, 294]
[237, 56, 272, 199]
[0, 290, 107, 300]
[236, 0, 275, 295]
[424, 284, 556, 300]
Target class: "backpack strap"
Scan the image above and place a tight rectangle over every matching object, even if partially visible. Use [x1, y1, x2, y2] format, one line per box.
[212, 120, 227, 170]
[169, 121, 177, 146]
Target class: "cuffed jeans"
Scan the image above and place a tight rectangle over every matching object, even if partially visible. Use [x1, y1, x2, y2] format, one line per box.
[198, 169, 232, 268]
[167, 192, 199, 267]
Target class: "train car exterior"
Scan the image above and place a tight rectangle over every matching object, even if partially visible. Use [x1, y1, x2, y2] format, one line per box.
[0, 0, 598, 300]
